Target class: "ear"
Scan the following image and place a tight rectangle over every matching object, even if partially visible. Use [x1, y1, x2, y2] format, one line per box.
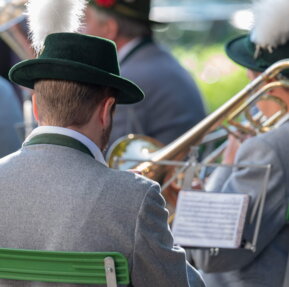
[84, 7, 118, 40]
[32, 94, 39, 122]
[104, 18, 119, 41]
[99, 97, 116, 127]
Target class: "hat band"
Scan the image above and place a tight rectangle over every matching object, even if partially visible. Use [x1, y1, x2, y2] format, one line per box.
[114, 4, 148, 21]
[246, 37, 272, 70]
[91, 1, 149, 22]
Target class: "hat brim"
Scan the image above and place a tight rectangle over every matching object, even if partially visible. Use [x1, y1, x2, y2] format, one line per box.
[9, 58, 144, 104]
[225, 35, 264, 72]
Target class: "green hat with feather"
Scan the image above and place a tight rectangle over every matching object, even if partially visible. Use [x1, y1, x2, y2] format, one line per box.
[9, 0, 144, 104]
[225, 0, 289, 77]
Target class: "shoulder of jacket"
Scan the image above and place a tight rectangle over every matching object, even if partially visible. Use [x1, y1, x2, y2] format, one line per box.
[106, 168, 160, 194]
[243, 123, 289, 148]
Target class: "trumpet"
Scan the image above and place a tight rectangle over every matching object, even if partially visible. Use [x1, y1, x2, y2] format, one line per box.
[107, 59, 289, 185]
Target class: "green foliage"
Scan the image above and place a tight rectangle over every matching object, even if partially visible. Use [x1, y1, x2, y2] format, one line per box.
[173, 44, 249, 112]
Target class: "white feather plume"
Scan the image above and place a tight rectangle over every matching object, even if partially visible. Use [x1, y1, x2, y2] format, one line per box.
[250, 0, 289, 49]
[26, 0, 87, 54]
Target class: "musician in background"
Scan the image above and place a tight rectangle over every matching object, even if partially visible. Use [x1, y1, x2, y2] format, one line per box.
[85, 0, 206, 146]
[0, 76, 22, 157]
[191, 0, 289, 286]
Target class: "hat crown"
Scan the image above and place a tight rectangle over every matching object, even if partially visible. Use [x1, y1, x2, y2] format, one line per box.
[40, 33, 120, 76]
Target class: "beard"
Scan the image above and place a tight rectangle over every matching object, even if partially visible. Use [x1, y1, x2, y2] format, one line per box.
[100, 112, 113, 152]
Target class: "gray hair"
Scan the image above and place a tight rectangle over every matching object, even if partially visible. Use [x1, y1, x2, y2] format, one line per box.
[93, 8, 152, 39]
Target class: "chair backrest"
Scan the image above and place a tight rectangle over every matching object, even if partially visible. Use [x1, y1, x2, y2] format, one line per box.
[0, 247, 130, 286]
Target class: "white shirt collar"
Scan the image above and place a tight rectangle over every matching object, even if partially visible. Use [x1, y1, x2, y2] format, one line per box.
[118, 37, 142, 63]
[23, 126, 107, 166]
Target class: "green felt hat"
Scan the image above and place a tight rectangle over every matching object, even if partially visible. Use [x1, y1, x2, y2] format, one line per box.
[226, 34, 289, 76]
[89, 0, 160, 24]
[9, 33, 144, 104]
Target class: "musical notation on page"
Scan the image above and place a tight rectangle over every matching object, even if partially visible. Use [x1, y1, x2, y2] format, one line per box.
[172, 191, 250, 249]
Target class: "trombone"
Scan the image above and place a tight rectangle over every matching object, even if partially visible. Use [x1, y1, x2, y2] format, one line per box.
[107, 59, 289, 195]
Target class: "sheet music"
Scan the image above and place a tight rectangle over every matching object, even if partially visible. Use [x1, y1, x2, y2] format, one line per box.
[172, 191, 250, 249]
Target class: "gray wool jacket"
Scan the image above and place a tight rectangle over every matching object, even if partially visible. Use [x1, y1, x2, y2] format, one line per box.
[0, 140, 205, 287]
[192, 121, 289, 287]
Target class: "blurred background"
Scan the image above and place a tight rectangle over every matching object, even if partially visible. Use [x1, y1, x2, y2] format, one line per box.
[0, 0, 254, 113]
[151, 0, 253, 112]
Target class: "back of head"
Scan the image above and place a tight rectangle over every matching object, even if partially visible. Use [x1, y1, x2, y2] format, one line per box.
[34, 80, 116, 127]
[88, 0, 156, 39]
[90, 7, 152, 39]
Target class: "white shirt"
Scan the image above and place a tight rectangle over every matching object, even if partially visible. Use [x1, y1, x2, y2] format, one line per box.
[24, 126, 107, 166]
[118, 37, 142, 63]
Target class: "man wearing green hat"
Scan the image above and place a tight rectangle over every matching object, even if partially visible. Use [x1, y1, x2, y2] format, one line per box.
[0, 1, 205, 285]
[85, 0, 206, 147]
[191, 0, 289, 286]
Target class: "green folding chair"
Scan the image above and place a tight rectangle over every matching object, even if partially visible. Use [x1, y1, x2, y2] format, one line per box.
[0, 248, 130, 286]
